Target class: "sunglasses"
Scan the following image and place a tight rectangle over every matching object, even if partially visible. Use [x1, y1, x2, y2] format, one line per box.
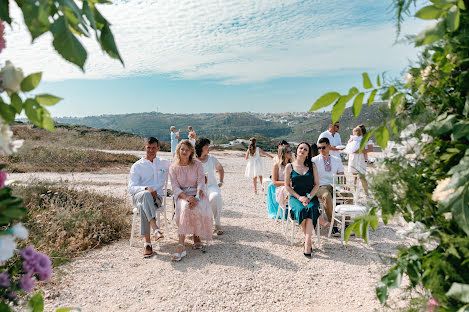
[318, 146, 327, 150]
[286, 150, 292, 154]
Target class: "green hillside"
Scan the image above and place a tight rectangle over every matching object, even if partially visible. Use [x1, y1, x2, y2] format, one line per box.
[55, 103, 385, 146]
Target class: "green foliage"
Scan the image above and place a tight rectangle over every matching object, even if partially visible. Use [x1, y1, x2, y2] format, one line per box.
[27, 292, 44, 312]
[310, 0, 469, 309]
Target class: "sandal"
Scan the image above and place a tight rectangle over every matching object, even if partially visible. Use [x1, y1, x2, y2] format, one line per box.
[153, 228, 164, 242]
[214, 226, 224, 235]
[172, 244, 186, 261]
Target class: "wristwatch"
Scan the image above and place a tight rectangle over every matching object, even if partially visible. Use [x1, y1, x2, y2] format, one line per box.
[306, 193, 312, 200]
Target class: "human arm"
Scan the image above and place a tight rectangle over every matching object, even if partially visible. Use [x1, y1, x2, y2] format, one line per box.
[309, 163, 320, 198]
[169, 165, 198, 208]
[259, 148, 274, 158]
[245, 149, 250, 160]
[214, 158, 225, 187]
[272, 163, 284, 187]
[128, 164, 146, 195]
[196, 161, 206, 198]
[284, 164, 309, 206]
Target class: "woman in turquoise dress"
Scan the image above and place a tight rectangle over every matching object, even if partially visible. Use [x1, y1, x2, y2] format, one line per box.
[267, 142, 292, 219]
[284, 142, 320, 258]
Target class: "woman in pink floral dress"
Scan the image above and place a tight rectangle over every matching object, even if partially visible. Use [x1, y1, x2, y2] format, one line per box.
[169, 140, 213, 261]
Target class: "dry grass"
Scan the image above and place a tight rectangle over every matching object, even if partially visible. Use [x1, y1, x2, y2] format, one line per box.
[6, 144, 138, 172]
[15, 181, 130, 266]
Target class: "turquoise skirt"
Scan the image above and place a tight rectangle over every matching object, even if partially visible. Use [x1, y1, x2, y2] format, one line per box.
[289, 196, 320, 227]
[267, 183, 279, 219]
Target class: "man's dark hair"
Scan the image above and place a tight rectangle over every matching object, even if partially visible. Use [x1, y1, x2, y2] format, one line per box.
[195, 137, 211, 157]
[277, 140, 289, 148]
[144, 137, 160, 146]
[318, 137, 330, 145]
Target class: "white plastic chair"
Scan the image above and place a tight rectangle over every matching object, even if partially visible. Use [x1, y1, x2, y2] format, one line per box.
[328, 174, 368, 245]
[129, 175, 173, 247]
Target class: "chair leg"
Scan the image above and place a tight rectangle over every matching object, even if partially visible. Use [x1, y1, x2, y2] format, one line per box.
[275, 205, 282, 221]
[317, 220, 320, 247]
[130, 211, 137, 247]
[162, 206, 169, 233]
[290, 220, 295, 246]
[341, 215, 345, 246]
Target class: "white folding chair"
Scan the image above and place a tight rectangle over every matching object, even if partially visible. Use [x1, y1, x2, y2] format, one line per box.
[328, 174, 368, 245]
[285, 203, 321, 247]
[129, 175, 173, 247]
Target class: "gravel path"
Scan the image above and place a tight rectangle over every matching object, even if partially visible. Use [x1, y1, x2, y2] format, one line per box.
[10, 151, 404, 311]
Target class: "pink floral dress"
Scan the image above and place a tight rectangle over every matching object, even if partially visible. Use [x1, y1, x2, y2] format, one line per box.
[169, 160, 213, 240]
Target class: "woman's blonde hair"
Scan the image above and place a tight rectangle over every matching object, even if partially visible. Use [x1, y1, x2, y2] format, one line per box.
[277, 144, 292, 167]
[174, 140, 195, 165]
[248, 137, 257, 156]
[188, 126, 193, 132]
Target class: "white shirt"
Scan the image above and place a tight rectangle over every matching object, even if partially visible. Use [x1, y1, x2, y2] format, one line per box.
[312, 154, 344, 186]
[317, 130, 342, 158]
[128, 157, 171, 195]
[201, 155, 222, 186]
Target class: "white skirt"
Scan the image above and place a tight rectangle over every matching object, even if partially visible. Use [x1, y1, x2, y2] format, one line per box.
[348, 153, 366, 174]
[244, 157, 264, 178]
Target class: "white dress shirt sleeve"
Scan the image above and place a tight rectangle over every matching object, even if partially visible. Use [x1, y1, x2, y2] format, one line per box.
[128, 163, 146, 195]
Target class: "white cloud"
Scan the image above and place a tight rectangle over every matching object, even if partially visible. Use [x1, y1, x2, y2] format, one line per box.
[2, 0, 427, 84]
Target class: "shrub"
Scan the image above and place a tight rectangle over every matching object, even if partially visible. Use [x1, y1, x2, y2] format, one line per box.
[15, 181, 130, 266]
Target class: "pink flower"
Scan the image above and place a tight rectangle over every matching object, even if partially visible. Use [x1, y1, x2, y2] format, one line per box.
[426, 297, 440, 312]
[0, 170, 7, 189]
[19, 245, 37, 262]
[18, 274, 35, 292]
[0, 20, 5, 54]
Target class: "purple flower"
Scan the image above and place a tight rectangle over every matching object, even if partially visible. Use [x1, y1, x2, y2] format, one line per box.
[18, 274, 35, 292]
[22, 260, 35, 274]
[19, 245, 37, 262]
[34, 253, 52, 281]
[0, 271, 10, 287]
[7, 291, 15, 299]
[0, 170, 6, 189]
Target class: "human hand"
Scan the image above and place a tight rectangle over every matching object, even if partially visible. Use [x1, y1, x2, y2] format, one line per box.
[146, 187, 157, 199]
[298, 196, 310, 207]
[187, 196, 198, 209]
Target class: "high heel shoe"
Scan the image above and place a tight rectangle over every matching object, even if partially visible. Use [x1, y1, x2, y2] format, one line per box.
[304, 247, 313, 258]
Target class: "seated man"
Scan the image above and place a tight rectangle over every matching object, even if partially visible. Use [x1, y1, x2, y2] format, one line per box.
[128, 137, 171, 257]
[312, 137, 345, 236]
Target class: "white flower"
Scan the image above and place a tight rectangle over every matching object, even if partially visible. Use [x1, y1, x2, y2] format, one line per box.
[0, 235, 16, 262]
[432, 178, 455, 202]
[405, 73, 413, 84]
[0, 61, 24, 95]
[421, 65, 432, 82]
[11, 223, 28, 240]
[0, 118, 23, 155]
[400, 124, 417, 139]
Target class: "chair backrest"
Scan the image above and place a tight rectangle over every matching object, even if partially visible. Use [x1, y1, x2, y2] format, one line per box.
[332, 174, 362, 206]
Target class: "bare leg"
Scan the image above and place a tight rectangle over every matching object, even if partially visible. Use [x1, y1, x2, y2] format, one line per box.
[253, 177, 257, 194]
[303, 219, 313, 252]
[143, 218, 161, 243]
[360, 177, 368, 194]
[172, 234, 186, 260]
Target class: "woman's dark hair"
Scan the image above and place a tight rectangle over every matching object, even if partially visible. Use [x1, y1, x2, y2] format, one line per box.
[276, 140, 289, 149]
[310, 143, 319, 157]
[358, 124, 367, 135]
[295, 141, 312, 168]
[248, 137, 257, 156]
[195, 137, 211, 157]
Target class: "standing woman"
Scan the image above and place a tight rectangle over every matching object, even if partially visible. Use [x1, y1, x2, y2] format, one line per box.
[195, 137, 225, 235]
[245, 137, 273, 194]
[170, 126, 180, 157]
[169, 140, 213, 261]
[267, 144, 292, 219]
[285, 142, 320, 258]
[188, 126, 196, 146]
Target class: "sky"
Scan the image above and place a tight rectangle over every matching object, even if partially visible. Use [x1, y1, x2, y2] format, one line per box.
[3, 0, 426, 117]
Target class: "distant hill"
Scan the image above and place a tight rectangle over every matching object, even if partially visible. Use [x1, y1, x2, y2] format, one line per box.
[55, 103, 386, 145]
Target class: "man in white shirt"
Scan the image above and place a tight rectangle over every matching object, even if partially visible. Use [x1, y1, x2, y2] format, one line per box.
[128, 137, 171, 257]
[312, 137, 345, 236]
[317, 121, 343, 158]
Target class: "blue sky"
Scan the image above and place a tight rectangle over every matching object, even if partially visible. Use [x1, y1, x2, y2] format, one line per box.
[4, 0, 426, 117]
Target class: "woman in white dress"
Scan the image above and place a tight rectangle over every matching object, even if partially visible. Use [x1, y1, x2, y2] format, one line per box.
[195, 137, 225, 235]
[170, 126, 180, 156]
[245, 137, 273, 194]
[188, 126, 196, 146]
